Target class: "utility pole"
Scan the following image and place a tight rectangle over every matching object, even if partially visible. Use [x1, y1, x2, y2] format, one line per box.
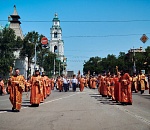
[54, 58, 55, 76]
[59, 61, 60, 76]
[34, 43, 37, 70]
[133, 46, 136, 73]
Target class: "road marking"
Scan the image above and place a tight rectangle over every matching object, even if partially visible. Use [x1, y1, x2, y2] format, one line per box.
[40, 92, 81, 105]
[0, 92, 82, 114]
[86, 88, 150, 126]
[0, 111, 7, 114]
[116, 105, 150, 126]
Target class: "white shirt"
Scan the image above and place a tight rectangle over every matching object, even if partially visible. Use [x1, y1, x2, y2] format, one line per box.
[63, 78, 68, 84]
[72, 78, 78, 84]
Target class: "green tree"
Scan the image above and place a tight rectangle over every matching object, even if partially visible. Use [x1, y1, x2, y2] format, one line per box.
[20, 31, 41, 77]
[83, 56, 102, 75]
[83, 48, 150, 76]
[0, 28, 23, 77]
[116, 52, 127, 71]
[104, 54, 117, 73]
[42, 52, 56, 77]
[134, 52, 146, 73]
[145, 46, 150, 73]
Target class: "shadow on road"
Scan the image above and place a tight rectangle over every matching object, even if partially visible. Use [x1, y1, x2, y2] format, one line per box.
[141, 94, 150, 100]
[90, 94, 123, 105]
[0, 109, 13, 112]
[89, 94, 100, 96]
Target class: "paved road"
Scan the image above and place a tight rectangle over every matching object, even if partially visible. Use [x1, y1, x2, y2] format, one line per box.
[0, 88, 150, 130]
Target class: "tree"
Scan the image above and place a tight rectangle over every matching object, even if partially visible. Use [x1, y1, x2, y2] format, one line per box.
[83, 56, 102, 75]
[134, 52, 146, 73]
[116, 52, 127, 71]
[145, 46, 150, 73]
[104, 54, 117, 73]
[20, 31, 41, 77]
[42, 52, 56, 77]
[0, 28, 23, 77]
[83, 47, 150, 76]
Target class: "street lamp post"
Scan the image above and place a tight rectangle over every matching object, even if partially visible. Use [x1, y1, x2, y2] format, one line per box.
[133, 46, 136, 73]
[54, 58, 55, 76]
[59, 61, 60, 76]
[34, 43, 37, 70]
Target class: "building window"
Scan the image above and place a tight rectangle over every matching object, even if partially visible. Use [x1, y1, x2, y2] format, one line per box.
[54, 32, 57, 38]
[54, 45, 58, 53]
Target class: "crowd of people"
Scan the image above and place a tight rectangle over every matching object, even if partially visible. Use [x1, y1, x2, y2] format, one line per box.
[57, 69, 149, 106]
[91, 69, 149, 105]
[0, 68, 150, 112]
[0, 69, 54, 112]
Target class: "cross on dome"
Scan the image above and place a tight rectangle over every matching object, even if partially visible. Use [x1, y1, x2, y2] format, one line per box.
[55, 13, 58, 18]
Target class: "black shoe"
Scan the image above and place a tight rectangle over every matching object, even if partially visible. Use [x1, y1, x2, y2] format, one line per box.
[35, 104, 39, 107]
[121, 102, 127, 106]
[127, 102, 132, 105]
[12, 107, 15, 111]
[15, 110, 20, 112]
[30, 104, 34, 107]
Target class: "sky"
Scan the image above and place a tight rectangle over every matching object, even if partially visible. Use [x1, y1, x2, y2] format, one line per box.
[0, 0, 150, 74]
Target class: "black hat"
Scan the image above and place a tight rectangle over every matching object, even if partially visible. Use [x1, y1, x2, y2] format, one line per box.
[15, 68, 19, 71]
[35, 69, 39, 72]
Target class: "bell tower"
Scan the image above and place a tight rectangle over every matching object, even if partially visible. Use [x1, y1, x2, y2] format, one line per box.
[9, 5, 24, 39]
[49, 13, 64, 62]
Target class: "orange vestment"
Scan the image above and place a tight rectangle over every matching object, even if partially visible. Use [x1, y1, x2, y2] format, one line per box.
[79, 78, 85, 92]
[120, 73, 132, 104]
[114, 77, 121, 102]
[41, 76, 48, 99]
[0, 80, 5, 94]
[57, 78, 63, 91]
[92, 77, 97, 89]
[101, 76, 107, 96]
[47, 78, 51, 96]
[30, 75, 42, 105]
[9, 75, 25, 110]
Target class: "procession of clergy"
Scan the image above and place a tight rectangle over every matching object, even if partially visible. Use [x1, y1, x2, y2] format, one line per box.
[0, 67, 149, 112]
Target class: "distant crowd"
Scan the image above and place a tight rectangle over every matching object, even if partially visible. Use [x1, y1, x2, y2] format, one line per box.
[0, 68, 150, 112]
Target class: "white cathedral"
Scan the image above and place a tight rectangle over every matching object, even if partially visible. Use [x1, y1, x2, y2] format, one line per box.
[0, 5, 67, 78]
[49, 13, 65, 63]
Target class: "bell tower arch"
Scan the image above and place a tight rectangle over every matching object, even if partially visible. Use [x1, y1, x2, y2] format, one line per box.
[49, 13, 64, 62]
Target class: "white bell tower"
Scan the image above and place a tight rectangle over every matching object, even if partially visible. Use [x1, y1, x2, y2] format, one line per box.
[49, 13, 64, 62]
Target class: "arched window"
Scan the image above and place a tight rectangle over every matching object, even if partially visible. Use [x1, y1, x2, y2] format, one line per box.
[54, 45, 58, 53]
[54, 32, 57, 38]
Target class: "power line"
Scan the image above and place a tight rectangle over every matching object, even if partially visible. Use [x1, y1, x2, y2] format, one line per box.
[0, 19, 150, 23]
[63, 33, 150, 38]
[45, 33, 150, 39]
[65, 49, 128, 52]
[61, 20, 150, 23]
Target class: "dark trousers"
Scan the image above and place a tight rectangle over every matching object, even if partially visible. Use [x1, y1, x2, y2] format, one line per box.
[63, 83, 68, 92]
[141, 90, 144, 94]
[67, 83, 69, 91]
[0, 87, 2, 95]
[72, 83, 77, 92]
